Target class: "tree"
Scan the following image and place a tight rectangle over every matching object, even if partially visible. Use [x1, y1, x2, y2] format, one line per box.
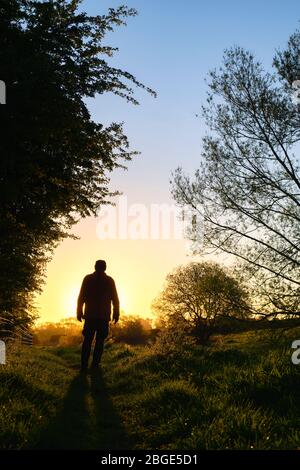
[0, 0, 155, 331]
[153, 262, 250, 343]
[172, 35, 300, 317]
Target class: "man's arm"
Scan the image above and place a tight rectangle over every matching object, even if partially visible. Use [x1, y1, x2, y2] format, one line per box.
[111, 279, 120, 323]
[77, 276, 88, 322]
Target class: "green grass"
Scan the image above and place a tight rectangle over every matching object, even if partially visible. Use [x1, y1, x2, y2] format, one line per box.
[1, 328, 300, 449]
[0, 344, 72, 449]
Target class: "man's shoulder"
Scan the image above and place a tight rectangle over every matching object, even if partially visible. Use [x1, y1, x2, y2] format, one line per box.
[105, 274, 115, 284]
[83, 273, 95, 282]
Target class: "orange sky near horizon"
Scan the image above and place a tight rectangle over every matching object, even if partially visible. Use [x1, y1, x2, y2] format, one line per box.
[35, 213, 193, 324]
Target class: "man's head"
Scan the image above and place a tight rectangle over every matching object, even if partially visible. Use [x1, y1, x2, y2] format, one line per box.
[95, 259, 107, 273]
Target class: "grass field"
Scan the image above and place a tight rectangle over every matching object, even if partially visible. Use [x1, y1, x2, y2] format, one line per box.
[1, 328, 300, 450]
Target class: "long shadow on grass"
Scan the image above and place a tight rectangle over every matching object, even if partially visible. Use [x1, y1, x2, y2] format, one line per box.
[34, 371, 131, 450]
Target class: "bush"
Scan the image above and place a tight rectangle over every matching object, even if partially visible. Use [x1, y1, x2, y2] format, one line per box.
[111, 316, 153, 345]
[151, 323, 196, 357]
[33, 319, 82, 347]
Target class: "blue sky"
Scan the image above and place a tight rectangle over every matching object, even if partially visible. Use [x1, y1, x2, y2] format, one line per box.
[83, 0, 300, 201]
[38, 0, 300, 321]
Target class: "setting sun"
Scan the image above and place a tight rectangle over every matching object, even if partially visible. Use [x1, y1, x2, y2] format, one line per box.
[64, 287, 79, 318]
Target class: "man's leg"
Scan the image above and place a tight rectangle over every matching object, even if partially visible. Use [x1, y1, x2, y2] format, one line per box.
[92, 321, 109, 368]
[81, 322, 95, 371]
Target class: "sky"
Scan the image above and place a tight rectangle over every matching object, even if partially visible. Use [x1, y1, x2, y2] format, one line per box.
[36, 0, 300, 322]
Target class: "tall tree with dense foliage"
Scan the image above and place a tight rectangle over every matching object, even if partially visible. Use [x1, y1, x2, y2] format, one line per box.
[0, 0, 155, 331]
[172, 33, 300, 317]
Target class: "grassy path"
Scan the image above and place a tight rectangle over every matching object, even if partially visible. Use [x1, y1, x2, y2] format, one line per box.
[1, 345, 133, 450]
[35, 369, 131, 449]
[2, 330, 300, 450]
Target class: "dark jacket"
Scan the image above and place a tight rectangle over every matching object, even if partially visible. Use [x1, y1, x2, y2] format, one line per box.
[77, 271, 120, 322]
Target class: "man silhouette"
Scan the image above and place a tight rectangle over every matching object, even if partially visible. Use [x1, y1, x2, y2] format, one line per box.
[77, 260, 119, 372]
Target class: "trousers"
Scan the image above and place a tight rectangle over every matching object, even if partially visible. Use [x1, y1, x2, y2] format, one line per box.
[81, 318, 109, 369]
